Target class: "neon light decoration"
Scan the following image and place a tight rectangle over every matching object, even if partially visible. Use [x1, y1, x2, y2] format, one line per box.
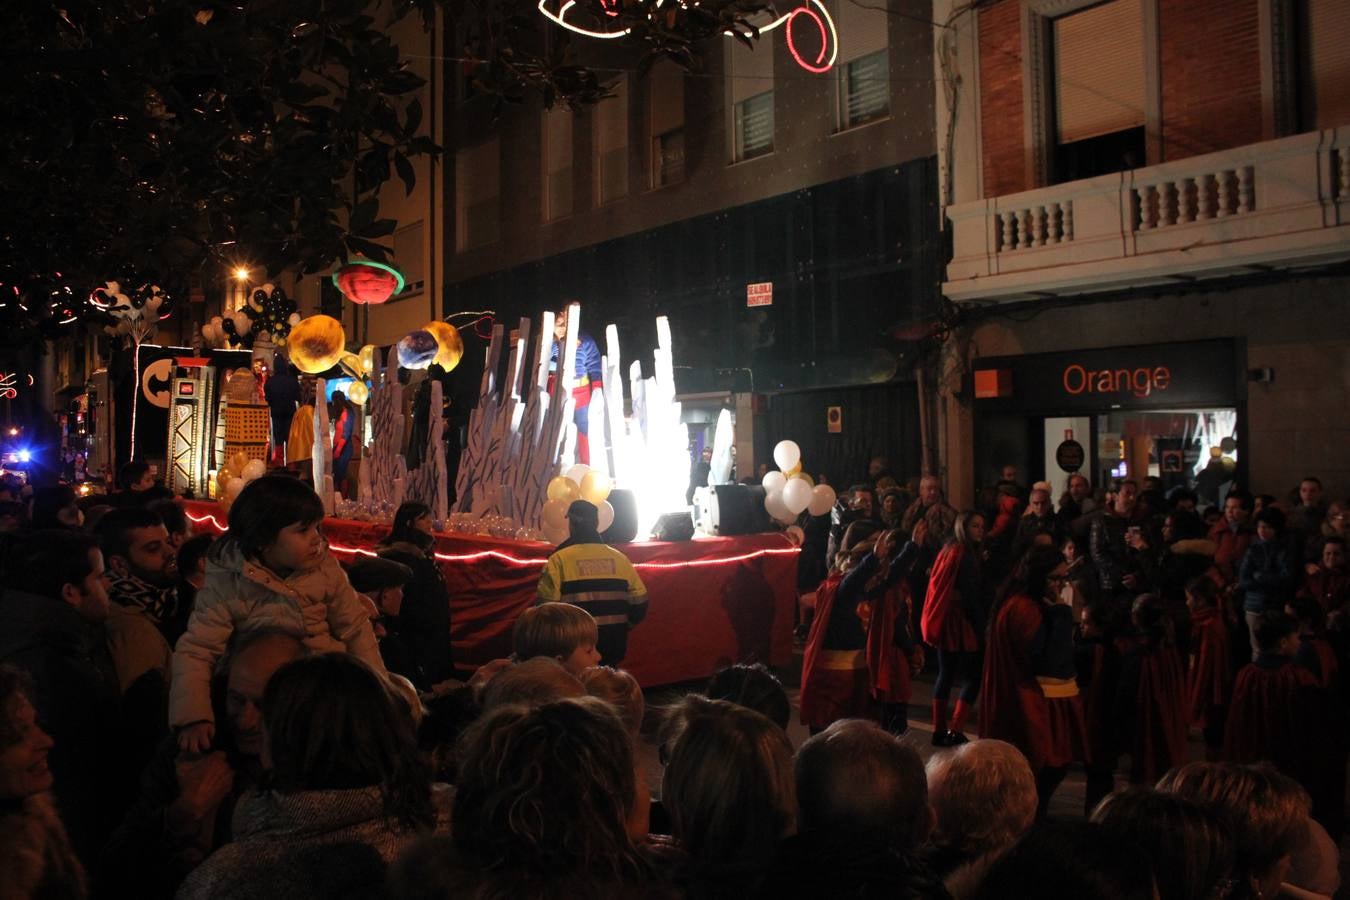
[0, 373, 19, 400]
[184, 509, 799, 570]
[538, 0, 838, 72]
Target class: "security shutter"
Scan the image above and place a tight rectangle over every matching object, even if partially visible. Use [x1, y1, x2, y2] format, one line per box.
[1305, 0, 1350, 129]
[596, 77, 629, 204]
[1053, 0, 1146, 144]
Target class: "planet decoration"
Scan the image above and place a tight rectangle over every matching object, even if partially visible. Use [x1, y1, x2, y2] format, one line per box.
[332, 259, 405, 306]
[286, 314, 347, 374]
[421, 321, 464, 372]
[396, 329, 439, 370]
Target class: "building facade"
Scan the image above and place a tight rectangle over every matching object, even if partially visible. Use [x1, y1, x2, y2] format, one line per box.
[935, 0, 1350, 507]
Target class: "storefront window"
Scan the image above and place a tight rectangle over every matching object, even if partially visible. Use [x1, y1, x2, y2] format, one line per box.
[1091, 408, 1239, 505]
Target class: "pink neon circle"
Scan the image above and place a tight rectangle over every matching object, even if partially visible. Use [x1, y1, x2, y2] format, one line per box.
[785, 5, 831, 74]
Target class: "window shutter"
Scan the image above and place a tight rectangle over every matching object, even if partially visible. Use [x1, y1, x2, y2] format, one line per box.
[596, 78, 629, 202]
[845, 50, 890, 125]
[837, 0, 887, 62]
[1053, 0, 1145, 145]
[650, 60, 685, 139]
[1306, 0, 1350, 129]
[392, 222, 424, 294]
[730, 41, 773, 106]
[738, 92, 775, 157]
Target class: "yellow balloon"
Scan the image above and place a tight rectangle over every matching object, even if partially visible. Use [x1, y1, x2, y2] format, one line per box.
[229, 451, 250, 477]
[785, 461, 802, 477]
[547, 475, 580, 504]
[791, 471, 815, 488]
[542, 499, 569, 529]
[288, 315, 347, 374]
[347, 380, 369, 406]
[579, 470, 612, 504]
[340, 352, 363, 378]
[359, 344, 377, 375]
[422, 321, 464, 372]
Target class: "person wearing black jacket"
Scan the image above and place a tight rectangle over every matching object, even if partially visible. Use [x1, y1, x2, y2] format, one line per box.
[348, 556, 426, 689]
[376, 502, 454, 685]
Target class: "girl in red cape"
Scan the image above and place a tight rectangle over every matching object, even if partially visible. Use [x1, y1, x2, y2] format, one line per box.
[859, 526, 926, 736]
[980, 544, 1089, 815]
[1115, 594, 1189, 785]
[922, 510, 989, 745]
[1186, 576, 1232, 759]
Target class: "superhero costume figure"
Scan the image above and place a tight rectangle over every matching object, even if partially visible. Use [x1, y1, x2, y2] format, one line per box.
[549, 308, 603, 465]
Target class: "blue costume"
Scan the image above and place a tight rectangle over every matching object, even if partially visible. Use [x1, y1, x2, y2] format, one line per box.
[550, 332, 604, 464]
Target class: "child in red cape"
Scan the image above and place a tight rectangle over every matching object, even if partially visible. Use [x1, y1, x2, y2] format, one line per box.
[921, 511, 989, 746]
[799, 535, 874, 734]
[858, 527, 926, 735]
[1286, 596, 1338, 692]
[1225, 611, 1343, 840]
[980, 544, 1088, 815]
[1074, 600, 1125, 814]
[1186, 576, 1231, 759]
[1115, 593, 1189, 785]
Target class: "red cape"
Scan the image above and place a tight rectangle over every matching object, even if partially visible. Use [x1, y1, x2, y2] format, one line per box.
[800, 572, 870, 728]
[980, 593, 1054, 768]
[1131, 645, 1189, 785]
[1224, 657, 1323, 771]
[866, 580, 913, 703]
[1188, 609, 1232, 728]
[921, 543, 977, 650]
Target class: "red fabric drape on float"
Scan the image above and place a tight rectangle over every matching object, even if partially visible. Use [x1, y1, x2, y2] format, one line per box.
[181, 501, 797, 686]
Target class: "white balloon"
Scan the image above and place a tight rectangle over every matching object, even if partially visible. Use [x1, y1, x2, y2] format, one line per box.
[807, 484, 838, 517]
[564, 463, 590, 486]
[232, 310, 251, 334]
[597, 500, 615, 533]
[772, 440, 801, 472]
[785, 525, 805, 546]
[782, 477, 813, 515]
[241, 459, 267, 482]
[224, 476, 245, 498]
[211, 315, 224, 327]
[764, 489, 791, 523]
[288, 313, 301, 326]
[762, 470, 786, 494]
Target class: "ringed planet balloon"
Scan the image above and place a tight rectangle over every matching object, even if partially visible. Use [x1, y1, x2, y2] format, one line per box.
[396, 329, 439, 370]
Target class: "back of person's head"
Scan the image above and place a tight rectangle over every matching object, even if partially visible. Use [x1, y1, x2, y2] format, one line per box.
[972, 821, 1155, 900]
[227, 475, 324, 559]
[925, 739, 1036, 863]
[1185, 575, 1219, 609]
[580, 666, 644, 740]
[3, 530, 100, 600]
[1156, 761, 1309, 894]
[661, 695, 796, 877]
[1255, 611, 1298, 653]
[388, 501, 435, 550]
[118, 460, 151, 491]
[703, 663, 790, 731]
[29, 484, 77, 530]
[95, 506, 164, 561]
[262, 653, 432, 829]
[994, 545, 1063, 619]
[452, 696, 645, 882]
[841, 520, 880, 553]
[418, 688, 481, 784]
[1091, 787, 1234, 900]
[1286, 595, 1325, 632]
[481, 657, 585, 710]
[177, 533, 215, 579]
[0, 500, 26, 531]
[146, 497, 189, 539]
[1167, 509, 1205, 540]
[795, 719, 930, 850]
[1131, 593, 1173, 647]
[512, 603, 598, 662]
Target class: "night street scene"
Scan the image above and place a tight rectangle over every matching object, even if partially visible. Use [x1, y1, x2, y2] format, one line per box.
[1, 1, 1349, 898]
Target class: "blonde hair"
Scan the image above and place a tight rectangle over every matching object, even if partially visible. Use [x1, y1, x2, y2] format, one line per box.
[926, 739, 1037, 861]
[513, 603, 599, 662]
[580, 666, 644, 740]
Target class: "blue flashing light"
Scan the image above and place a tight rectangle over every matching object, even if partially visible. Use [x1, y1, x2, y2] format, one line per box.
[17, 449, 30, 463]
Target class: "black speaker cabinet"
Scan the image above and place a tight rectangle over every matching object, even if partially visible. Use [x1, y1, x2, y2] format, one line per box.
[704, 484, 771, 536]
[602, 488, 639, 544]
[651, 511, 695, 542]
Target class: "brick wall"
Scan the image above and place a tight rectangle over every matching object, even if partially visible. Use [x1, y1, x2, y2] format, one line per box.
[1159, 0, 1263, 159]
[979, 0, 1026, 198]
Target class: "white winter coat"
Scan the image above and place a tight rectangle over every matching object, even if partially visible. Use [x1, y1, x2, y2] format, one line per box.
[169, 538, 386, 728]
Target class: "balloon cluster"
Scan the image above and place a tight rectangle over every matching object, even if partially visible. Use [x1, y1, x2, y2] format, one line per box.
[337, 344, 378, 406]
[541, 464, 614, 544]
[202, 284, 299, 349]
[90, 281, 172, 345]
[762, 439, 836, 529]
[215, 452, 267, 512]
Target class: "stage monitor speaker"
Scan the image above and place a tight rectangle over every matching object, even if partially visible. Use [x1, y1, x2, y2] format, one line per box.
[651, 511, 695, 542]
[602, 488, 638, 544]
[706, 484, 771, 536]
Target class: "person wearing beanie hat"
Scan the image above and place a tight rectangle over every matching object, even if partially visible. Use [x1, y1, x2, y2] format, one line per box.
[536, 500, 648, 665]
[346, 557, 427, 687]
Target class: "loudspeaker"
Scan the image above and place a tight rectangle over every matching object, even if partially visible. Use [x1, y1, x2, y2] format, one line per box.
[703, 484, 771, 536]
[652, 511, 695, 542]
[602, 488, 639, 544]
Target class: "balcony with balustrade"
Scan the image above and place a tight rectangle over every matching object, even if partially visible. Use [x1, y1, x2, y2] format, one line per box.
[943, 128, 1350, 304]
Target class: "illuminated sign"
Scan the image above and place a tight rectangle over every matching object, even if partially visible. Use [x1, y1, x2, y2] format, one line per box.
[1062, 364, 1171, 399]
[746, 281, 773, 307]
[536, 0, 838, 73]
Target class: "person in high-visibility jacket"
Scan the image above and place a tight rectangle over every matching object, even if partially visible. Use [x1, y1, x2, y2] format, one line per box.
[535, 501, 647, 666]
[548, 307, 604, 465]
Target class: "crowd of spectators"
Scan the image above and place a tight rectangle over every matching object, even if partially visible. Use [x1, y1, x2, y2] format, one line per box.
[0, 455, 1346, 899]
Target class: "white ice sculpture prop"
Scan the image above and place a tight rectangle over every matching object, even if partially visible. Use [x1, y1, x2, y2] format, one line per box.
[404, 378, 448, 523]
[708, 408, 735, 487]
[312, 378, 335, 516]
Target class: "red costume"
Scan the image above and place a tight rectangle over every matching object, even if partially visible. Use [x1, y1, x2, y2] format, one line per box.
[980, 593, 1088, 770]
[865, 579, 916, 705]
[1209, 520, 1254, 586]
[922, 544, 979, 651]
[1119, 641, 1189, 785]
[1188, 607, 1232, 730]
[1301, 566, 1350, 617]
[799, 571, 870, 729]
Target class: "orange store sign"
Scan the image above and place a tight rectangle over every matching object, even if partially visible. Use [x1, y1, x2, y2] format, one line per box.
[1062, 364, 1171, 399]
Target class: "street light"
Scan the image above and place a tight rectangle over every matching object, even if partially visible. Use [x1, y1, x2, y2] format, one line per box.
[233, 267, 251, 282]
